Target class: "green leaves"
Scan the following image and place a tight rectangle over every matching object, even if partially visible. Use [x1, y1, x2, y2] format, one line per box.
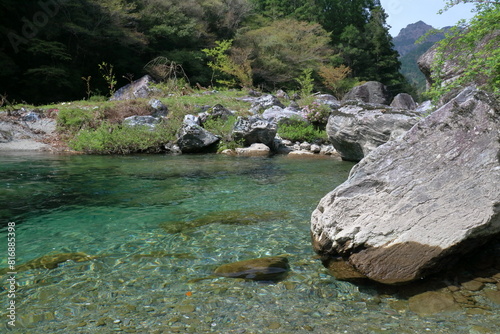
[235, 19, 333, 88]
[428, 4, 500, 100]
[202, 39, 253, 88]
[277, 118, 327, 143]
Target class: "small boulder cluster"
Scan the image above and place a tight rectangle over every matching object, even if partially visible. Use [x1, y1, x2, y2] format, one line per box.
[114, 76, 432, 158]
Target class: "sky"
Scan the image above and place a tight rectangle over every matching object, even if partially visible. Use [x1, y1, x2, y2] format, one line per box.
[379, 0, 478, 36]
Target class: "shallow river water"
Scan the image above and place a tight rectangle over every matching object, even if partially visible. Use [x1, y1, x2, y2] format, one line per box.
[0, 152, 498, 333]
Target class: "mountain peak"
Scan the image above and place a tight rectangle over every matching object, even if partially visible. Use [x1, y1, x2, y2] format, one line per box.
[393, 21, 445, 57]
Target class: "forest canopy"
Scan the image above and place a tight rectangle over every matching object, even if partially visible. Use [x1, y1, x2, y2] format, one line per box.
[0, 0, 408, 104]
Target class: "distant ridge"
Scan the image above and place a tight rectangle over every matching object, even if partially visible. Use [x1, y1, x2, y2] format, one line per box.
[393, 21, 447, 57]
[393, 21, 449, 94]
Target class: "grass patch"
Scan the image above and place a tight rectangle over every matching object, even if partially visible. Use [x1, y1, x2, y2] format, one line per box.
[278, 117, 327, 143]
[69, 121, 178, 154]
[202, 115, 245, 152]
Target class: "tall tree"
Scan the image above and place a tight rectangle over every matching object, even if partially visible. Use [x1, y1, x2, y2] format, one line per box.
[363, 6, 406, 88]
[235, 18, 333, 88]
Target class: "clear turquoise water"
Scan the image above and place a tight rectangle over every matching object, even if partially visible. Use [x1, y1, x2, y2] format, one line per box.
[0, 153, 498, 333]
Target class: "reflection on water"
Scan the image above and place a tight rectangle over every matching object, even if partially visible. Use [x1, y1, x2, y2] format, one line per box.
[0, 152, 498, 333]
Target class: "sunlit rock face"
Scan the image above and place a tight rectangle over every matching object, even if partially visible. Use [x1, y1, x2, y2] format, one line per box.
[311, 88, 500, 284]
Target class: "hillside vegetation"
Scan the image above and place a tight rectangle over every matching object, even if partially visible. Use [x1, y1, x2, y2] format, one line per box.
[0, 0, 409, 105]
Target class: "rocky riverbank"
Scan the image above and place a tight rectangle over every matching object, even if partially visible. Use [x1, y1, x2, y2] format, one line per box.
[0, 109, 68, 152]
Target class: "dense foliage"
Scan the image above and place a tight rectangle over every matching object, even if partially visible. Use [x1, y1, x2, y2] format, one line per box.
[0, 0, 408, 104]
[428, 0, 500, 99]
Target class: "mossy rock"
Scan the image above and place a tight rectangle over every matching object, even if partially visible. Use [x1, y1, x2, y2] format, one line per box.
[214, 256, 290, 281]
[0, 252, 98, 274]
[160, 210, 288, 233]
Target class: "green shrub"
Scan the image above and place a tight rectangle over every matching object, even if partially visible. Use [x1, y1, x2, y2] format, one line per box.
[301, 102, 331, 124]
[203, 115, 244, 152]
[278, 118, 327, 143]
[69, 122, 177, 154]
[57, 108, 101, 134]
[88, 95, 108, 102]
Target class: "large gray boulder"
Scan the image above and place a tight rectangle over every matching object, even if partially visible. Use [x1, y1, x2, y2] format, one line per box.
[342, 81, 392, 105]
[311, 88, 500, 284]
[232, 116, 277, 147]
[249, 94, 285, 114]
[390, 93, 417, 110]
[110, 75, 157, 101]
[176, 124, 220, 153]
[326, 104, 420, 161]
[261, 106, 304, 123]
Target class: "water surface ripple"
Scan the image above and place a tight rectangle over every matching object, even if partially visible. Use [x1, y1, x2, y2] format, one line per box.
[0, 153, 498, 333]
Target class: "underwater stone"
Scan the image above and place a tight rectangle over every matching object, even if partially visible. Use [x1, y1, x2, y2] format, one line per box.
[0, 252, 97, 274]
[485, 290, 500, 305]
[160, 210, 287, 233]
[408, 291, 460, 316]
[214, 256, 290, 281]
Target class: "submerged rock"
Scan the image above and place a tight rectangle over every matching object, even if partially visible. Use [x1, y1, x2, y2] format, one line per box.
[311, 88, 500, 284]
[408, 291, 460, 316]
[160, 210, 288, 233]
[214, 256, 290, 281]
[0, 252, 97, 274]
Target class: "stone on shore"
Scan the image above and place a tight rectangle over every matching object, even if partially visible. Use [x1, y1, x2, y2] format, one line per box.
[390, 93, 417, 110]
[311, 88, 500, 284]
[326, 104, 420, 161]
[342, 81, 392, 105]
[176, 124, 220, 153]
[232, 116, 277, 147]
[110, 75, 157, 101]
[236, 143, 271, 157]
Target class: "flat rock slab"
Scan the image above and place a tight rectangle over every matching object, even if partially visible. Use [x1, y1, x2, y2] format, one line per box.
[311, 89, 500, 284]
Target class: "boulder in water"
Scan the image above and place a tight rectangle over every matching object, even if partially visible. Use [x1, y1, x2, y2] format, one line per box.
[311, 88, 500, 284]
